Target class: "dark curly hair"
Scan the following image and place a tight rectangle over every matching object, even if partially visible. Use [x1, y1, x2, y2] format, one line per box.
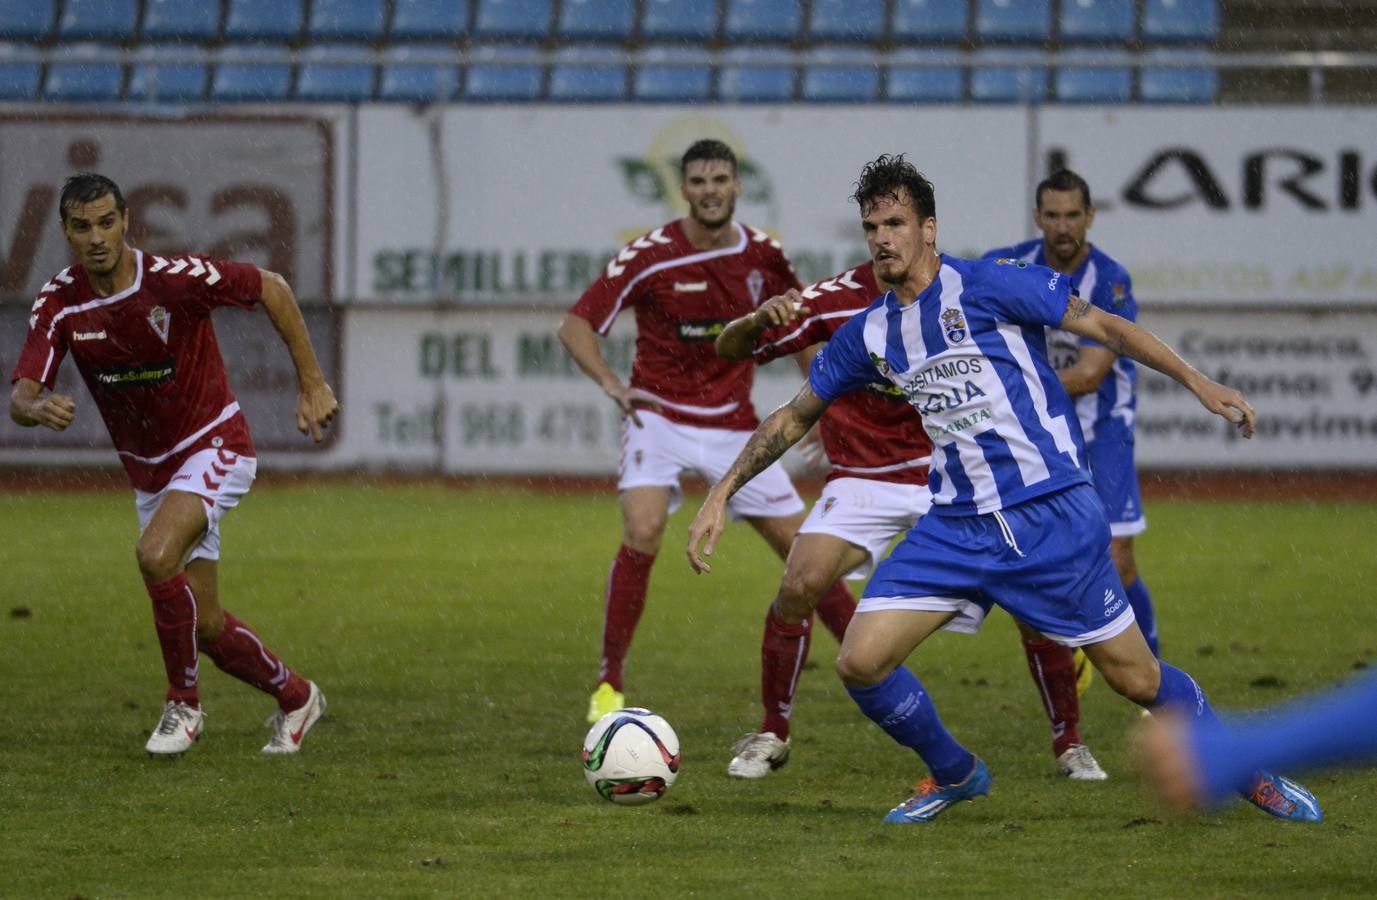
[60, 173, 126, 222]
[851, 154, 935, 220]
[1036, 168, 1093, 210]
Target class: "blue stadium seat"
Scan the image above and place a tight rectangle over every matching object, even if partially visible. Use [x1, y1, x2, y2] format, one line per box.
[1054, 58, 1132, 102]
[559, 0, 634, 40]
[0, 1, 56, 40]
[1059, 0, 1134, 43]
[142, 0, 221, 42]
[633, 47, 711, 101]
[308, 0, 386, 41]
[212, 45, 293, 101]
[974, 0, 1051, 42]
[127, 47, 208, 101]
[378, 44, 459, 102]
[549, 47, 626, 101]
[886, 50, 964, 102]
[297, 44, 376, 101]
[809, 0, 884, 42]
[717, 48, 795, 102]
[0, 44, 41, 99]
[59, 0, 137, 41]
[970, 49, 1047, 101]
[724, 0, 801, 43]
[44, 46, 123, 101]
[390, 0, 469, 40]
[641, 0, 718, 41]
[891, 0, 966, 43]
[1142, 0, 1219, 43]
[1139, 54, 1217, 102]
[465, 44, 544, 100]
[801, 48, 879, 102]
[224, 0, 304, 42]
[473, 0, 552, 40]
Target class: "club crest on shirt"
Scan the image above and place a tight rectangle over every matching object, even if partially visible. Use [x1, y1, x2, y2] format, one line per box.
[746, 269, 764, 304]
[995, 258, 1029, 268]
[1111, 282, 1127, 308]
[147, 305, 171, 343]
[941, 308, 968, 345]
[868, 351, 893, 379]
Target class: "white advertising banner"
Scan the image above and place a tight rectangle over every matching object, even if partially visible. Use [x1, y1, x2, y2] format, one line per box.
[354, 106, 1030, 304]
[1037, 108, 1377, 305]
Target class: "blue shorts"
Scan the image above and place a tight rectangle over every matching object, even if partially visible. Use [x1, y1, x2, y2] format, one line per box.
[857, 484, 1136, 646]
[1086, 436, 1145, 538]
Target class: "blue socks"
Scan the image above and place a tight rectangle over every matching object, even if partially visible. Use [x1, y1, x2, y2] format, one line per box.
[1148, 661, 1221, 726]
[847, 666, 974, 785]
[1125, 578, 1159, 656]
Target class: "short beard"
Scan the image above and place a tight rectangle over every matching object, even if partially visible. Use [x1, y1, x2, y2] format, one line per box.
[691, 197, 735, 230]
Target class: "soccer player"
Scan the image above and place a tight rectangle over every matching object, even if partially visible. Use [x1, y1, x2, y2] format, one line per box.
[9, 173, 336, 756]
[714, 268, 1106, 781]
[985, 169, 1161, 656]
[687, 154, 1321, 824]
[559, 139, 856, 724]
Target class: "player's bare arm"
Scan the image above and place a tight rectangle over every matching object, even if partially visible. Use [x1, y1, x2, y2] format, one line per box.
[8, 378, 76, 431]
[1057, 344, 1117, 397]
[1059, 296, 1255, 438]
[257, 268, 339, 442]
[686, 381, 830, 574]
[557, 313, 662, 427]
[714, 290, 811, 361]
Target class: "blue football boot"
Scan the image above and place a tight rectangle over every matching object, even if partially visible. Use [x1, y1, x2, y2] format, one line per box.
[883, 758, 992, 824]
[1243, 771, 1323, 823]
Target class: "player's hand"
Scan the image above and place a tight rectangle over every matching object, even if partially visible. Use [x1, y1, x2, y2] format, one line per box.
[605, 382, 662, 428]
[686, 491, 729, 574]
[752, 290, 810, 329]
[1193, 379, 1254, 439]
[296, 381, 339, 442]
[36, 393, 76, 431]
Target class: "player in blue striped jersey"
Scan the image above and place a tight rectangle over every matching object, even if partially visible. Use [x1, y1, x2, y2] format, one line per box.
[984, 169, 1160, 657]
[687, 154, 1321, 825]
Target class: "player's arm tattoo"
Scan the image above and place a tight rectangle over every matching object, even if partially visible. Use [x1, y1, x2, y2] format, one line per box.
[721, 382, 829, 497]
[1065, 294, 1093, 321]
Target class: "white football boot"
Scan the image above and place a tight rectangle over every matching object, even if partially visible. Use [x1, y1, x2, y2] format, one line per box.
[1056, 743, 1109, 781]
[262, 681, 327, 754]
[145, 700, 205, 756]
[727, 732, 791, 779]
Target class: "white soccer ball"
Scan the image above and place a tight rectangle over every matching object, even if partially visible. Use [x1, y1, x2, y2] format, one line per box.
[581, 707, 681, 806]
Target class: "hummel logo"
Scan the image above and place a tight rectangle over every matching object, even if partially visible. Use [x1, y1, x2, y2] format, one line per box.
[73, 330, 107, 341]
[674, 281, 708, 292]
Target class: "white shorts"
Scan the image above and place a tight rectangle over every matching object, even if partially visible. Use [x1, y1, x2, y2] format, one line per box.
[618, 411, 804, 520]
[134, 447, 257, 563]
[798, 477, 931, 580]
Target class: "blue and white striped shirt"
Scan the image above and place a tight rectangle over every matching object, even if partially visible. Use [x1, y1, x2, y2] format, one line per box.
[810, 254, 1089, 516]
[983, 239, 1138, 443]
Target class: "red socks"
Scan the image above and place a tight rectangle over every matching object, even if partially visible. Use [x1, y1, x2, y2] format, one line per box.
[814, 580, 857, 641]
[146, 573, 201, 707]
[598, 544, 656, 691]
[1022, 637, 1083, 757]
[760, 608, 811, 740]
[200, 612, 310, 712]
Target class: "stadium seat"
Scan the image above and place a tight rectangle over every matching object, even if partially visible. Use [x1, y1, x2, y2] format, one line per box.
[549, 46, 627, 101]
[465, 44, 544, 100]
[58, 0, 137, 41]
[141, 0, 221, 42]
[641, 0, 718, 41]
[0, 1, 56, 40]
[718, 47, 795, 102]
[127, 47, 208, 101]
[308, 0, 387, 41]
[224, 0, 304, 42]
[891, 0, 967, 43]
[974, 0, 1051, 43]
[0, 44, 41, 99]
[44, 45, 123, 101]
[1053, 57, 1132, 102]
[559, 0, 635, 40]
[473, 0, 552, 41]
[389, 0, 469, 40]
[296, 44, 376, 101]
[378, 44, 460, 102]
[724, 0, 802, 43]
[801, 48, 879, 102]
[808, 0, 884, 42]
[211, 45, 293, 101]
[1058, 0, 1134, 43]
[885, 50, 964, 102]
[633, 47, 711, 101]
[1139, 54, 1217, 102]
[970, 49, 1047, 101]
[1142, 0, 1219, 43]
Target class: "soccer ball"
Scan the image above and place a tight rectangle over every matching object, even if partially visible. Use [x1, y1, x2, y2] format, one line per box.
[581, 708, 681, 806]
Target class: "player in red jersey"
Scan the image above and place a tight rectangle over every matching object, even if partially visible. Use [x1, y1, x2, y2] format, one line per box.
[714, 263, 1108, 781]
[559, 140, 857, 723]
[9, 174, 337, 756]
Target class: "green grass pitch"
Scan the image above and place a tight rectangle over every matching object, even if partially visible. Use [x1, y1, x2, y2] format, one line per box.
[1, 483, 1375, 897]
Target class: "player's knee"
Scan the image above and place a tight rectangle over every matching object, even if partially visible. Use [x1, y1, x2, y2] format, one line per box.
[622, 519, 666, 555]
[835, 649, 890, 688]
[135, 538, 181, 583]
[1104, 659, 1160, 704]
[774, 570, 827, 622]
